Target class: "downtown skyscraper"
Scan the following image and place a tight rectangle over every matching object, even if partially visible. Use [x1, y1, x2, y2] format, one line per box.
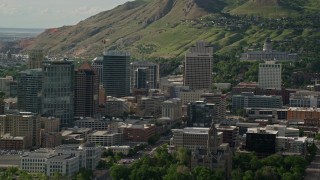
[103, 50, 130, 97]
[184, 41, 213, 91]
[42, 60, 74, 127]
[17, 68, 42, 114]
[74, 62, 99, 118]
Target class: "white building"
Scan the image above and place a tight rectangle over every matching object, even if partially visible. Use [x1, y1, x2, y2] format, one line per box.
[21, 149, 55, 174]
[276, 136, 307, 155]
[289, 91, 320, 108]
[266, 125, 299, 137]
[46, 154, 79, 177]
[21, 143, 103, 177]
[258, 61, 282, 90]
[162, 98, 182, 121]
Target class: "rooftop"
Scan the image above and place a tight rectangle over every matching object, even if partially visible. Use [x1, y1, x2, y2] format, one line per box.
[288, 107, 320, 111]
[247, 128, 278, 135]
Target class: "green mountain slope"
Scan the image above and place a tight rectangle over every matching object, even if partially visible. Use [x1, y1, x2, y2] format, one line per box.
[24, 0, 320, 58]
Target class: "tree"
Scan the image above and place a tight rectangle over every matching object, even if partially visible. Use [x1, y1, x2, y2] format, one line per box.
[102, 149, 114, 157]
[254, 166, 279, 180]
[110, 165, 130, 180]
[148, 135, 160, 145]
[176, 147, 191, 166]
[243, 170, 254, 180]
[52, 171, 63, 180]
[192, 166, 224, 180]
[164, 164, 192, 180]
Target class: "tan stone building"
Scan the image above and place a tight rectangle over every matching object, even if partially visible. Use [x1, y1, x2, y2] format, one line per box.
[0, 112, 40, 148]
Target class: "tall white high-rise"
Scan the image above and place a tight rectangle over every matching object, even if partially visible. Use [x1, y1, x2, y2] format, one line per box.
[184, 41, 213, 91]
[258, 61, 282, 90]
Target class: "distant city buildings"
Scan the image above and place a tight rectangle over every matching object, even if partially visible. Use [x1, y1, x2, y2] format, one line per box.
[184, 41, 213, 91]
[28, 49, 44, 69]
[103, 50, 130, 97]
[42, 60, 74, 127]
[241, 38, 299, 61]
[258, 61, 282, 90]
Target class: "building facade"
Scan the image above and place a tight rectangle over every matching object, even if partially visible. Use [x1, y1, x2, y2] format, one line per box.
[201, 93, 227, 120]
[105, 96, 129, 117]
[258, 61, 282, 90]
[287, 107, 320, 122]
[74, 62, 99, 118]
[17, 68, 42, 114]
[171, 125, 232, 178]
[87, 131, 123, 146]
[121, 124, 156, 142]
[232, 92, 283, 111]
[162, 98, 182, 120]
[42, 60, 74, 127]
[130, 61, 159, 91]
[0, 112, 40, 148]
[184, 41, 213, 91]
[289, 91, 320, 108]
[187, 101, 215, 127]
[241, 38, 299, 61]
[74, 117, 109, 130]
[103, 50, 130, 97]
[91, 57, 103, 85]
[28, 49, 44, 69]
[246, 128, 277, 157]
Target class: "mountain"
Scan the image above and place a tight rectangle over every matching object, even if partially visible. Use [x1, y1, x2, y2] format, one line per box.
[23, 0, 320, 58]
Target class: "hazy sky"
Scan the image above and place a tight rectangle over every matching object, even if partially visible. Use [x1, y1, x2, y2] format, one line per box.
[0, 0, 131, 28]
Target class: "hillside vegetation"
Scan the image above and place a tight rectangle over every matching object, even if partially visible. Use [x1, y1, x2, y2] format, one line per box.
[22, 0, 320, 58]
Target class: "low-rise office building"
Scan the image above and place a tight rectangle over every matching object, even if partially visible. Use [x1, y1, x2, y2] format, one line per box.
[287, 107, 320, 122]
[74, 117, 109, 130]
[246, 128, 278, 157]
[87, 131, 123, 146]
[121, 124, 156, 142]
[0, 134, 26, 150]
[232, 92, 283, 112]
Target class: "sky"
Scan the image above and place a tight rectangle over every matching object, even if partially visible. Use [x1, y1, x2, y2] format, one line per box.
[0, 0, 131, 28]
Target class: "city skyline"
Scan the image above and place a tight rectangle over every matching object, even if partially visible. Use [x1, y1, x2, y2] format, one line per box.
[0, 0, 131, 28]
